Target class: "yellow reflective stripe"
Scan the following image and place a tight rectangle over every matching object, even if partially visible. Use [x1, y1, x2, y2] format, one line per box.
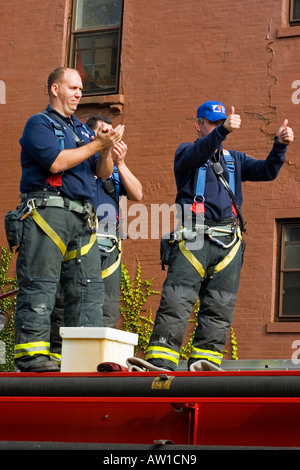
[31, 208, 66, 257]
[178, 240, 205, 278]
[146, 346, 179, 365]
[102, 253, 121, 279]
[14, 341, 50, 359]
[64, 232, 97, 261]
[102, 241, 122, 279]
[50, 352, 61, 363]
[190, 347, 223, 366]
[210, 227, 242, 274]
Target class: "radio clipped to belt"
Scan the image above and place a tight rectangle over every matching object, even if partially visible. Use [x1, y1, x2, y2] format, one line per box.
[4, 203, 29, 252]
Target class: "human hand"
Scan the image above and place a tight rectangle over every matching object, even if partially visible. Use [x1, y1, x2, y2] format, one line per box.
[112, 141, 128, 166]
[223, 106, 241, 132]
[277, 119, 294, 145]
[96, 123, 125, 149]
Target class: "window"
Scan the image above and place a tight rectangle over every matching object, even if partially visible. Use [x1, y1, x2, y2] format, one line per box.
[290, 0, 300, 24]
[277, 220, 300, 319]
[69, 0, 123, 96]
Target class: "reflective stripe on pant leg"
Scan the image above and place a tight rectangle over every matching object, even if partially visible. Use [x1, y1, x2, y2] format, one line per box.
[50, 352, 61, 363]
[14, 341, 50, 359]
[146, 346, 180, 368]
[189, 347, 223, 366]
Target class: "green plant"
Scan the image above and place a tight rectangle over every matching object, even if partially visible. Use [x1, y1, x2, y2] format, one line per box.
[229, 327, 239, 360]
[0, 247, 17, 372]
[120, 261, 160, 354]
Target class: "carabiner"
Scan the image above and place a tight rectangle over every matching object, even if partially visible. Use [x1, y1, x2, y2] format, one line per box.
[207, 226, 237, 249]
[21, 199, 35, 220]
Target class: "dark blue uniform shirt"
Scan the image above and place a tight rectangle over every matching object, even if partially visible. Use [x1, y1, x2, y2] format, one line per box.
[89, 167, 126, 224]
[19, 105, 99, 200]
[174, 124, 287, 222]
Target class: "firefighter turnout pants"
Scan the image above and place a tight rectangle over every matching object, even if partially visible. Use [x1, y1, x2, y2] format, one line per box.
[146, 229, 244, 371]
[14, 198, 104, 369]
[100, 240, 122, 328]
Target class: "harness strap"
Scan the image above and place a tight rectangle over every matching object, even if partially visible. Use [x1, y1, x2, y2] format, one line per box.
[195, 164, 208, 200]
[40, 112, 66, 150]
[207, 226, 242, 275]
[27, 200, 97, 261]
[63, 232, 97, 262]
[31, 196, 95, 216]
[192, 149, 235, 214]
[178, 239, 205, 278]
[101, 241, 122, 279]
[31, 208, 67, 257]
[223, 150, 235, 196]
[178, 226, 242, 277]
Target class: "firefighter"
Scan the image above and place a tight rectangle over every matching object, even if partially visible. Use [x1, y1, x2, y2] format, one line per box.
[136, 100, 294, 372]
[14, 67, 124, 372]
[49, 115, 143, 364]
[87, 115, 143, 328]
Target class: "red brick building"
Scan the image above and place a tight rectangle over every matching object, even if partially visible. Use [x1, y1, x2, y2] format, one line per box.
[0, 0, 300, 362]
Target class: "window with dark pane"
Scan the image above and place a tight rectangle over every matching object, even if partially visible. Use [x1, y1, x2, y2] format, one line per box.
[290, 0, 300, 23]
[71, 0, 123, 96]
[278, 222, 300, 319]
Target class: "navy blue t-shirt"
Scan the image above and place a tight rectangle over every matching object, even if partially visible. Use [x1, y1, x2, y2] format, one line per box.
[174, 124, 288, 222]
[19, 105, 98, 200]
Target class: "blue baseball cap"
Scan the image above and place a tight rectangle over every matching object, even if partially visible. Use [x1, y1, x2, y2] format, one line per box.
[196, 101, 227, 121]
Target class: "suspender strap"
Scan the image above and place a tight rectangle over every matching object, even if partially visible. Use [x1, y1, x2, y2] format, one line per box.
[195, 164, 208, 201]
[40, 112, 66, 150]
[192, 150, 236, 214]
[42, 111, 87, 146]
[223, 150, 235, 196]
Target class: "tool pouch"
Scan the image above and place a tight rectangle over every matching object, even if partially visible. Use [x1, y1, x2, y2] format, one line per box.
[4, 204, 26, 252]
[160, 231, 174, 270]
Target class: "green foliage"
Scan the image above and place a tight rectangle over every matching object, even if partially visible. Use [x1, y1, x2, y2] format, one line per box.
[120, 261, 160, 354]
[0, 247, 17, 372]
[229, 327, 239, 360]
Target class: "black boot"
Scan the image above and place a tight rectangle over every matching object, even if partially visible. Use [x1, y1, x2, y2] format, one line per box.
[16, 356, 60, 373]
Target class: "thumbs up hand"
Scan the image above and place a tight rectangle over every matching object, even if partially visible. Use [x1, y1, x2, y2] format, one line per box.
[223, 106, 241, 132]
[277, 119, 294, 145]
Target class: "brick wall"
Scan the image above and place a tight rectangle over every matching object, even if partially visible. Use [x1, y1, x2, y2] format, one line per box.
[1, 0, 299, 361]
